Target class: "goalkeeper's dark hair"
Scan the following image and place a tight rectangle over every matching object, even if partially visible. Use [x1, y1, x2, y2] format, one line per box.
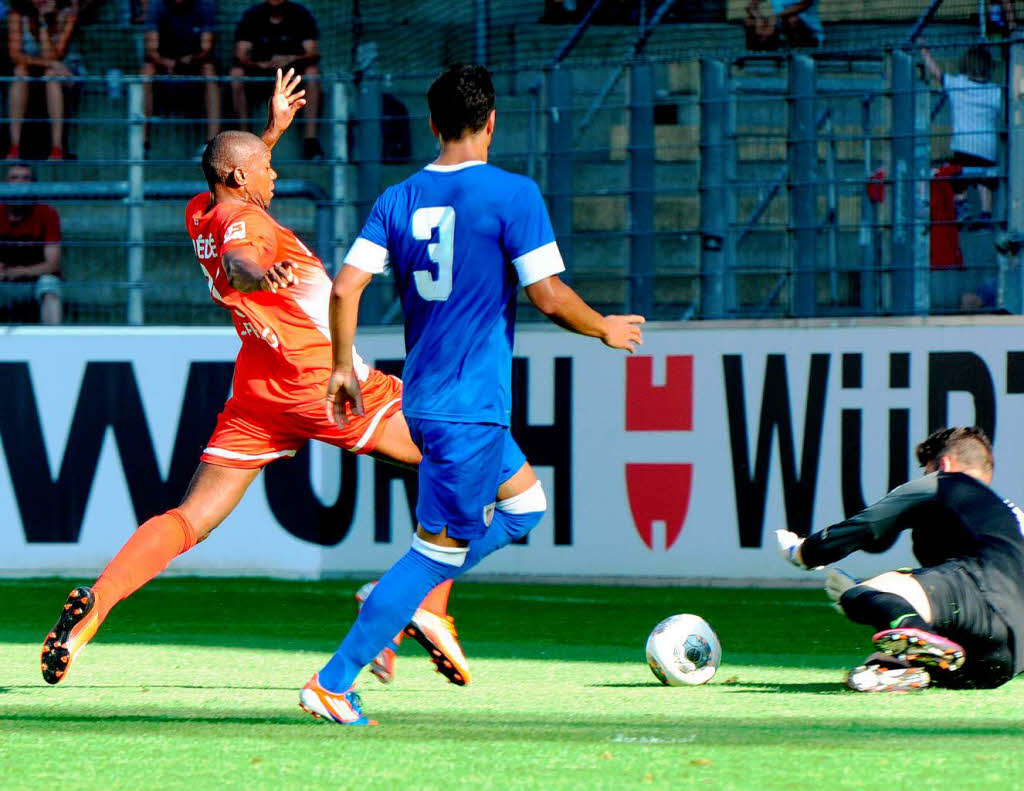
[427, 64, 495, 142]
[916, 426, 993, 475]
[201, 131, 265, 191]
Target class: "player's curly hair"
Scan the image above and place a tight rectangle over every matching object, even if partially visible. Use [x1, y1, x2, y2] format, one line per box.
[915, 426, 993, 475]
[427, 64, 495, 142]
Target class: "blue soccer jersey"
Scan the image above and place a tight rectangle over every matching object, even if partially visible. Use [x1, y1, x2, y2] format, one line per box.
[344, 161, 565, 425]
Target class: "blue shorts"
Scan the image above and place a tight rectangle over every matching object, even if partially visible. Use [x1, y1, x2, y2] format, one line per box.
[407, 418, 527, 540]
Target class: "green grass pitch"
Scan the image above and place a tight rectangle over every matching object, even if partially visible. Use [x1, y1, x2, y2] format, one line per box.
[2, 577, 1022, 790]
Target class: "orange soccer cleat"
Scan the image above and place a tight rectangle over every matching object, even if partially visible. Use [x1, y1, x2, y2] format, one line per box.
[41, 586, 100, 684]
[405, 608, 471, 686]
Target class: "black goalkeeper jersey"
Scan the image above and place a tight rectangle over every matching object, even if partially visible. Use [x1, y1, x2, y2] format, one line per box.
[801, 471, 1024, 673]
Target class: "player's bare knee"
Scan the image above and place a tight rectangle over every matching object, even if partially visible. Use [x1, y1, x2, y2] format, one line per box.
[496, 462, 538, 501]
[173, 502, 220, 543]
[862, 571, 933, 621]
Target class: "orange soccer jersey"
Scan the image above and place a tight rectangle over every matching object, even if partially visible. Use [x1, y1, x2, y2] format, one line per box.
[184, 193, 401, 467]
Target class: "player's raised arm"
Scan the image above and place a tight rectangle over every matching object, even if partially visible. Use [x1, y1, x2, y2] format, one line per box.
[326, 264, 373, 426]
[524, 274, 645, 353]
[261, 68, 306, 150]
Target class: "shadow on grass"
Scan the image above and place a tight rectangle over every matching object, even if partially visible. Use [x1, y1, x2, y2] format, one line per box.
[719, 681, 846, 694]
[2, 709, 1023, 743]
[590, 681, 845, 694]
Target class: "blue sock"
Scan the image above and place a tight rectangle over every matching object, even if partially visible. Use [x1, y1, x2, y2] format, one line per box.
[458, 502, 545, 577]
[317, 546, 456, 692]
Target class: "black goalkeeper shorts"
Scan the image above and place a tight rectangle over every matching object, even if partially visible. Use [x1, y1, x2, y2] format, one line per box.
[912, 562, 1015, 689]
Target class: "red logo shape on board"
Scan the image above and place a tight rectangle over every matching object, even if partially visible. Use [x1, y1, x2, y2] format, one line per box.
[625, 356, 693, 431]
[625, 463, 693, 550]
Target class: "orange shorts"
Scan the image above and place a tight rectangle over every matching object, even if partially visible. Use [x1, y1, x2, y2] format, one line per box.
[200, 369, 403, 469]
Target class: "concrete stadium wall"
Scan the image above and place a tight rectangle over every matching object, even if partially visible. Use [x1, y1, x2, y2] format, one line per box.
[3, 318, 1024, 581]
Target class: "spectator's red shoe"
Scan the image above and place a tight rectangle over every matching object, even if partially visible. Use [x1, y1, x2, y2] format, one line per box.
[48, 146, 64, 161]
[5, 144, 20, 160]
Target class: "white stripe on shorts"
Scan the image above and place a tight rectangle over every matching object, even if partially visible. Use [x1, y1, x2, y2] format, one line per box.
[350, 395, 402, 452]
[202, 446, 298, 462]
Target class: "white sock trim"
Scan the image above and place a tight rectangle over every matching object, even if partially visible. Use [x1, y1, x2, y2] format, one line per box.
[496, 481, 546, 515]
[412, 533, 468, 567]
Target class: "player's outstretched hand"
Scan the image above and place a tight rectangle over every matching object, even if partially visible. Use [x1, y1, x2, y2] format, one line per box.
[267, 67, 306, 134]
[325, 368, 365, 427]
[775, 529, 807, 569]
[260, 260, 301, 293]
[601, 314, 645, 353]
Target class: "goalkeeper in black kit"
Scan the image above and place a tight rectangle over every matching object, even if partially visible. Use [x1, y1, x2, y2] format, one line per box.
[776, 427, 1024, 692]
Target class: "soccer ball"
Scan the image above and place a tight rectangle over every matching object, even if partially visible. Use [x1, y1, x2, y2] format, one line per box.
[645, 613, 722, 686]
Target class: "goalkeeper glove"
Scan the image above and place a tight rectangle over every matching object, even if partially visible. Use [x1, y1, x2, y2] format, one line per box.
[824, 567, 858, 613]
[775, 529, 807, 569]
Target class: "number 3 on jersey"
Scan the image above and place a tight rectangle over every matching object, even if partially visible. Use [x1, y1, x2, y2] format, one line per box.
[412, 206, 455, 301]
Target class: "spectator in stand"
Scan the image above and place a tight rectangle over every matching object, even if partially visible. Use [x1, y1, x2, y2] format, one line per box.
[921, 44, 1002, 227]
[988, 1, 1018, 37]
[141, 0, 221, 158]
[7, 0, 82, 161]
[0, 163, 62, 324]
[229, 0, 323, 160]
[745, 0, 823, 50]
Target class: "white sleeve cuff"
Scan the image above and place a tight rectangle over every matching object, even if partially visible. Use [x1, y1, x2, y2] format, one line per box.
[344, 237, 389, 274]
[513, 241, 565, 286]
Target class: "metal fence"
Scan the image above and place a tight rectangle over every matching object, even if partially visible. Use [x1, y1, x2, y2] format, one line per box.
[0, 31, 1020, 324]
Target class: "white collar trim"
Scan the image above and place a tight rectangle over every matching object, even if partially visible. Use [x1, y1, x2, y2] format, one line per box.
[424, 160, 486, 172]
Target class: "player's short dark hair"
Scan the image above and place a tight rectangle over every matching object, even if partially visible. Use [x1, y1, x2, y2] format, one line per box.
[960, 44, 993, 82]
[427, 64, 495, 142]
[916, 426, 994, 474]
[201, 131, 265, 191]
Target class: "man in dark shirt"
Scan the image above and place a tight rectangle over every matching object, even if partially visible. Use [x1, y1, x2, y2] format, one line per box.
[777, 426, 1024, 692]
[229, 0, 322, 160]
[0, 163, 62, 324]
[141, 0, 221, 156]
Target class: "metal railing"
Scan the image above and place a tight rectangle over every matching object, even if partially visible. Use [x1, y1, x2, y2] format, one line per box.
[0, 43, 1017, 325]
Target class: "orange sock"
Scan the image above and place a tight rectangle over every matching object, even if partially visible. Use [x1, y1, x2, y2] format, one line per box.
[419, 579, 453, 617]
[91, 509, 198, 625]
